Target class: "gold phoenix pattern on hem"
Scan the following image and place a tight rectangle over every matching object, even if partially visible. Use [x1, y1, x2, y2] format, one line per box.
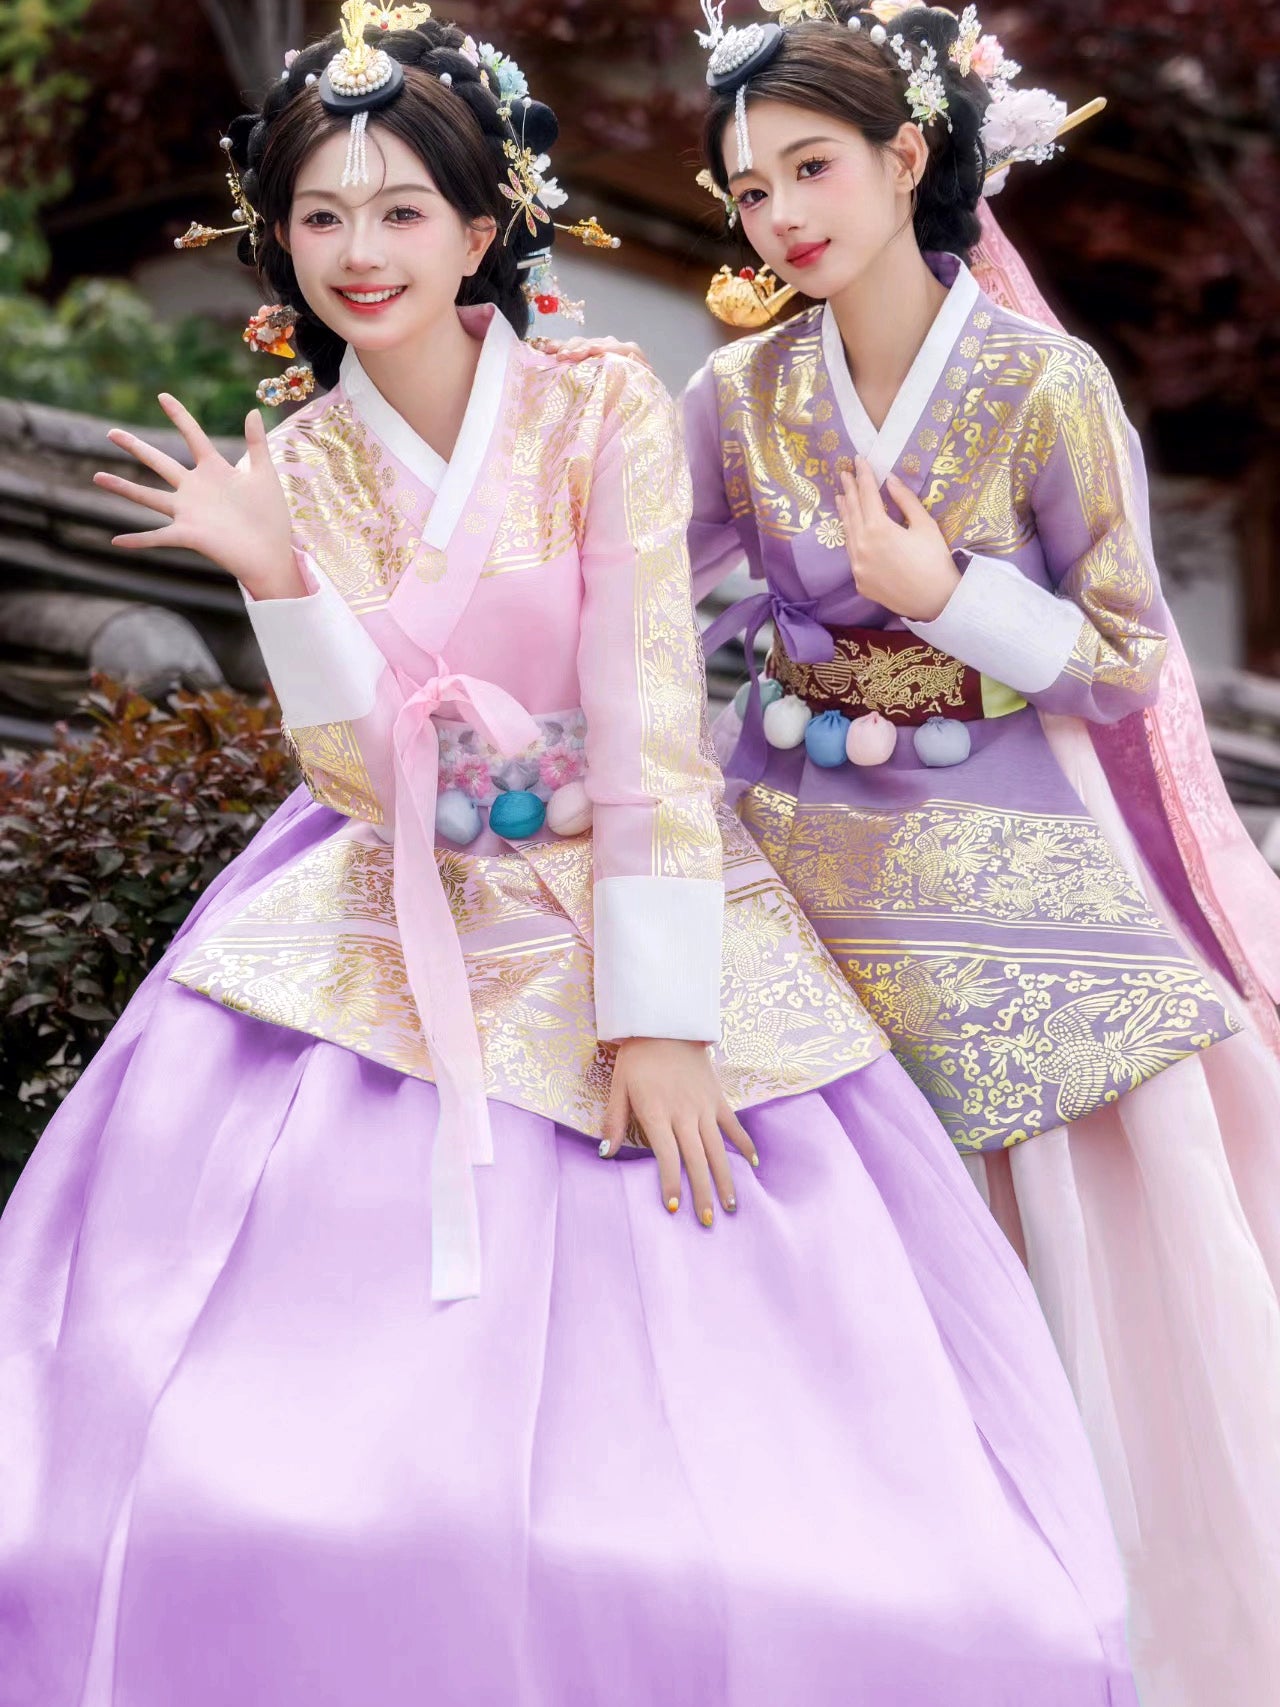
[739, 785, 1238, 1149]
[173, 813, 886, 1137]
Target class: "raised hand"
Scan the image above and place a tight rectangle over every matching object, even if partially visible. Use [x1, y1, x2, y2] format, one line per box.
[93, 393, 302, 601]
[835, 456, 962, 623]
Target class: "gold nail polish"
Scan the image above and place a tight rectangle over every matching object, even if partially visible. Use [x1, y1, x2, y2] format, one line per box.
[700, 1207, 714, 1228]
[750, 1153, 761, 1168]
[667, 1196, 680, 1214]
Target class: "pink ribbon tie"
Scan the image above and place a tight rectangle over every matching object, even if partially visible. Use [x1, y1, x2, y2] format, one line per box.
[390, 658, 540, 1301]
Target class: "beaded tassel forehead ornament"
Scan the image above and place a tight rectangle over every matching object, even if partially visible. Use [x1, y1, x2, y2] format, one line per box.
[320, 1, 435, 187]
[698, 1, 1104, 326]
[175, 0, 620, 402]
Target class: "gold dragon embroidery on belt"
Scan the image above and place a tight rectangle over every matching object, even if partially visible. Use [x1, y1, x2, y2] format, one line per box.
[767, 635, 970, 717]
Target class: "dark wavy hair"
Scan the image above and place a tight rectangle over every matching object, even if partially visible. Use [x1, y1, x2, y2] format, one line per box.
[703, 4, 990, 259]
[223, 17, 559, 388]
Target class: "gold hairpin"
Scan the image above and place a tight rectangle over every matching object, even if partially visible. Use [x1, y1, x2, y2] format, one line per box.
[561, 215, 621, 250]
[338, 1, 434, 67]
[175, 136, 262, 253]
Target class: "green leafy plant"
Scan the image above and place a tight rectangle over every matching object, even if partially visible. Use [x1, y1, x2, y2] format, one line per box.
[0, 0, 93, 192]
[0, 188, 54, 293]
[0, 275, 260, 434]
[0, 680, 297, 1202]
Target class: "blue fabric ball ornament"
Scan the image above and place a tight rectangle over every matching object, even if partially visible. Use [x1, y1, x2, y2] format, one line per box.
[435, 788, 482, 846]
[804, 709, 853, 769]
[732, 677, 784, 719]
[913, 716, 972, 768]
[489, 789, 547, 840]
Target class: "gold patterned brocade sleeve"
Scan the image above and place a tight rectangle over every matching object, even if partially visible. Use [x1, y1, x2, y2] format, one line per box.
[577, 359, 726, 1045]
[682, 360, 752, 602]
[284, 718, 387, 826]
[1028, 352, 1169, 722]
[578, 359, 724, 886]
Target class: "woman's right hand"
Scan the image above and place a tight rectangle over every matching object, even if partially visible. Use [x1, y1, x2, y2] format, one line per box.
[93, 393, 302, 601]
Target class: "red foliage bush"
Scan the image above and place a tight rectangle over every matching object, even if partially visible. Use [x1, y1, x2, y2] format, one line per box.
[0, 681, 295, 1202]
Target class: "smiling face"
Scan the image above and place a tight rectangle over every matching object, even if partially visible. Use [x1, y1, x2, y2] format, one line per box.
[724, 98, 926, 301]
[285, 125, 496, 358]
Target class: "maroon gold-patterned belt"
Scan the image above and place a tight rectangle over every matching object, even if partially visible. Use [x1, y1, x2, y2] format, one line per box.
[766, 626, 1020, 726]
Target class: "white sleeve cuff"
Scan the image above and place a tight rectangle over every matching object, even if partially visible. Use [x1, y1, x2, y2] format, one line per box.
[243, 554, 385, 728]
[905, 554, 1087, 696]
[593, 876, 723, 1044]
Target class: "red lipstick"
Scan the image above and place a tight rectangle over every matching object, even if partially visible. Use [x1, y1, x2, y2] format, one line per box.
[785, 240, 830, 269]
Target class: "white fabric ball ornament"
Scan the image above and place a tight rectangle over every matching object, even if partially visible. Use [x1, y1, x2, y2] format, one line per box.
[763, 694, 813, 750]
[435, 788, 483, 845]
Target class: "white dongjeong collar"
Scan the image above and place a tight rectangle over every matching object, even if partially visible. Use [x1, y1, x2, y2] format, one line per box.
[821, 258, 979, 487]
[339, 305, 516, 552]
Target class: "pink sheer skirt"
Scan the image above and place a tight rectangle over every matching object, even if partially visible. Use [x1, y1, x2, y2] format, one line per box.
[966, 714, 1280, 1707]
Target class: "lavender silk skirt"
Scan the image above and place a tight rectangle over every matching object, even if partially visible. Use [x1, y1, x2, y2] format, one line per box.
[0, 793, 1134, 1706]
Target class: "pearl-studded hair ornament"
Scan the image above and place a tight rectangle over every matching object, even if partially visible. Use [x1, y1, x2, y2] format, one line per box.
[696, 1, 787, 171]
[318, 2, 417, 186]
[846, 15, 888, 44]
[888, 32, 951, 130]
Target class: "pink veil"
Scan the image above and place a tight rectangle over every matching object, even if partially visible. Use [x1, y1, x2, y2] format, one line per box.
[970, 202, 1280, 1048]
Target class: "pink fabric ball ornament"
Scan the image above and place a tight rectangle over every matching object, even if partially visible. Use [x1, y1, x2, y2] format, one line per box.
[546, 779, 593, 837]
[846, 711, 898, 766]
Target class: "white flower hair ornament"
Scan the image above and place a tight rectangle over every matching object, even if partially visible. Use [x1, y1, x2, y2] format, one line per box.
[949, 4, 982, 75]
[696, 168, 739, 227]
[888, 33, 951, 130]
[980, 85, 1069, 192]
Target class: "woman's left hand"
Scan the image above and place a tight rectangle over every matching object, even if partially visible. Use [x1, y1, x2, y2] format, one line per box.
[601, 1038, 757, 1228]
[836, 456, 962, 622]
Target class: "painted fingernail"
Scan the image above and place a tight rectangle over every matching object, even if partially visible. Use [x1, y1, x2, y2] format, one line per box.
[598, 1139, 611, 1158]
[750, 1153, 761, 1168]
[726, 1197, 738, 1213]
[700, 1207, 714, 1228]
[667, 1196, 680, 1214]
